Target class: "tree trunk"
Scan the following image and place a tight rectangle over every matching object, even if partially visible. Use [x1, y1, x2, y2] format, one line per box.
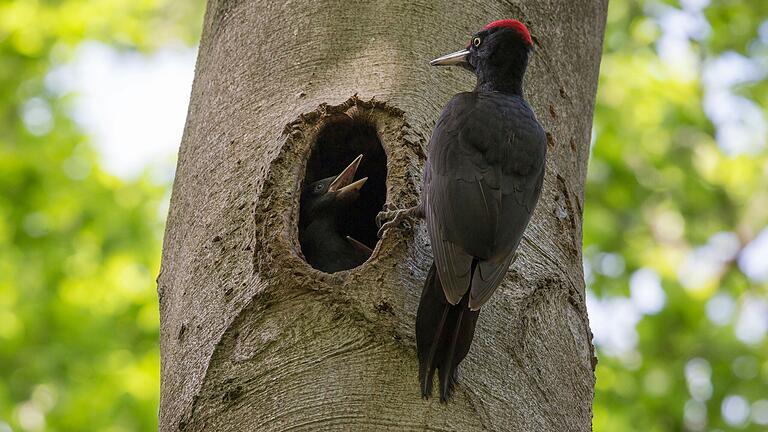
[158, 1, 607, 430]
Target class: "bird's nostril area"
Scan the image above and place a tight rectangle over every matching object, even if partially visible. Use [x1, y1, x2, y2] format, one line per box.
[299, 114, 387, 273]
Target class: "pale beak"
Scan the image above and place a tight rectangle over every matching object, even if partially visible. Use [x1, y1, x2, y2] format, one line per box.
[336, 177, 368, 200]
[430, 49, 470, 67]
[346, 235, 373, 255]
[328, 154, 363, 193]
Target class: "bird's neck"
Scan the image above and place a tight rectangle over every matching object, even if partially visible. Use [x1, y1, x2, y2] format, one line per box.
[474, 48, 529, 95]
[300, 214, 349, 259]
[474, 76, 524, 95]
[305, 213, 341, 233]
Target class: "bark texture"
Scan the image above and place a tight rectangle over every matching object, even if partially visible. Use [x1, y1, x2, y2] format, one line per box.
[158, 1, 607, 430]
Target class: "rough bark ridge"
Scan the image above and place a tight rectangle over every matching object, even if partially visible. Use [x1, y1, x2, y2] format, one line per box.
[158, 1, 607, 430]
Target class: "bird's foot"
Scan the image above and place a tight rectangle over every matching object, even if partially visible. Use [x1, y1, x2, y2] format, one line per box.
[376, 204, 421, 238]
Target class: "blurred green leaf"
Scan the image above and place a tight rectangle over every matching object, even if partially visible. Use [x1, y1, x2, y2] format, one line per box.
[0, 0, 203, 429]
[588, 0, 768, 431]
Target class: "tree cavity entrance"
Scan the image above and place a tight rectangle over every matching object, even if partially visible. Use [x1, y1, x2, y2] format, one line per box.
[299, 113, 387, 273]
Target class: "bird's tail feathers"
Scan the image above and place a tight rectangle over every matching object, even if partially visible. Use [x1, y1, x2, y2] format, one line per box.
[416, 262, 480, 402]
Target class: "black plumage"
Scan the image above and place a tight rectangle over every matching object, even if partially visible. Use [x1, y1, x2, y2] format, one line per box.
[425, 91, 545, 310]
[300, 155, 372, 273]
[416, 262, 480, 399]
[379, 19, 547, 401]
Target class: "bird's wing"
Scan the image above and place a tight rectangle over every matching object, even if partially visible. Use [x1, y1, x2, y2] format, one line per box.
[425, 168, 474, 305]
[468, 167, 545, 309]
[426, 92, 546, 307]
[469, 251, 518, 309]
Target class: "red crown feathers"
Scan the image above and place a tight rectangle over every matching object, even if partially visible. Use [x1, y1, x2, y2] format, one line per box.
[482, 19, 533, 47]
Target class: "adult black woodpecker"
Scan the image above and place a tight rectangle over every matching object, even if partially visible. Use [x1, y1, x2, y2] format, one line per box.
[300, 155, 372, 273]
[378, 19, 547, 401]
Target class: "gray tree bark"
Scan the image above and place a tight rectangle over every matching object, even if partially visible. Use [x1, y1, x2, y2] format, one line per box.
[158, 1, 607, 431]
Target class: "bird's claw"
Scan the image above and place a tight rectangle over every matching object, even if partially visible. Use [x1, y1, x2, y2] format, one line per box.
[376, 208, 412, 238]
[375, 208, 388, 228]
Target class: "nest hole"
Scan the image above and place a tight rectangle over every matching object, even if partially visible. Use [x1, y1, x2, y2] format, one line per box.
[299, 114, 387, 272]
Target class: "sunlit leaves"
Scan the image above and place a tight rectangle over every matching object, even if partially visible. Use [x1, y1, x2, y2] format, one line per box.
[0, 0, 203, 430]
[588, 0, 768, 430]
[0, 0, 203, 55]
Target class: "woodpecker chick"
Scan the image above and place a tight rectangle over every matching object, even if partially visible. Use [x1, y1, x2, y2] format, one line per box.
[300, 155, 371, 273]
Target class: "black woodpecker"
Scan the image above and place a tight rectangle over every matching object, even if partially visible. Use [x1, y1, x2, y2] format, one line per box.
[300, 155, 372, 273]
[378, 19, 547, 401]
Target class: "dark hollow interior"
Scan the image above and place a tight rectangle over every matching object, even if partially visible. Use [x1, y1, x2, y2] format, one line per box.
[300, 115, 387, 267]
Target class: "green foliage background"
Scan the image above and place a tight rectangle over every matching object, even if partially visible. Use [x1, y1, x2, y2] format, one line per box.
[0, 0, 765, 430]
[0, 1, 203, 430]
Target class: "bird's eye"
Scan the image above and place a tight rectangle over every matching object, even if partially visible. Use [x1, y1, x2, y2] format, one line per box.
[314, 184, 324, 193]
[473, 37, 482, 47]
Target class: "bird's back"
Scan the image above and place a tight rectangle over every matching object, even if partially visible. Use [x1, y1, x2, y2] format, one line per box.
[425, 91, 546, 307]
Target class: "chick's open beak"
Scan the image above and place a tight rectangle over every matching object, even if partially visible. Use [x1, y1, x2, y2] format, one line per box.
[328, 154, 367, 200]
[328, 154, 362, 192]
[336, 177, 368, 200]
